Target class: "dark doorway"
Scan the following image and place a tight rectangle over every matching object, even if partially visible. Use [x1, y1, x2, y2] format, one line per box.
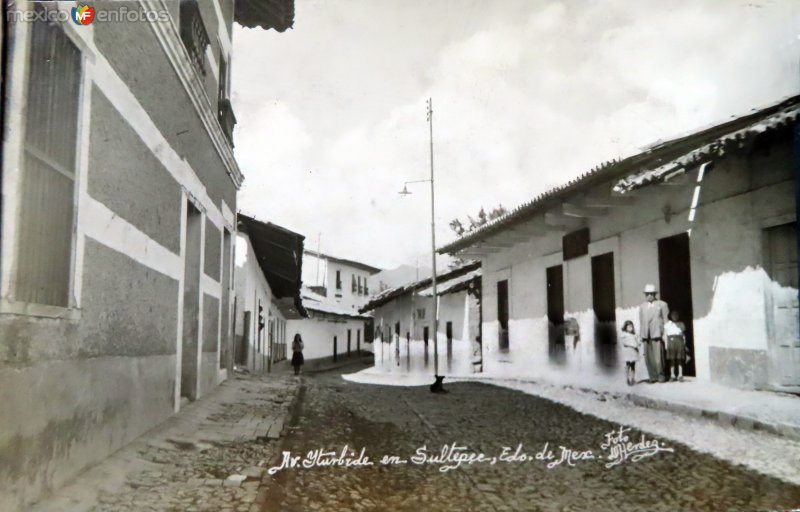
[658, 232, 695, 376]
[357, 329, 361, 355]
[333, 335, 338, 362]
[237, 310, 250, 367]
[547, 265, 565, 363]
[181, 202, 202, 401]
[497, 280, 509, 351]
[423, 326, 430, 366]
[365, 318, 374, 343]
[347, 329, 352, 357]
[591, 252, 617, 369]
[446, 321, 453, 368]
[220, 229, 232, 370]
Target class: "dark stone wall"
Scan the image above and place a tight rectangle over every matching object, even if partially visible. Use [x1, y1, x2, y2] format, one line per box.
[88, 86, 182, 253]
[93, 1, 237, 211]
[0, 240, 179, 366]
[78, 239, 179, 357]
[205, 219, 221, 280]
[203, 294, 220, 353]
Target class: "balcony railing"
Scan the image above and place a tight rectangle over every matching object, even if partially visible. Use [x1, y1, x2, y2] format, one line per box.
[217, 98, 236, 146]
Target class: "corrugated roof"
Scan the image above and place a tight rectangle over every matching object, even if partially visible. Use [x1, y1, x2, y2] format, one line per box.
[438, 94, 800, 255]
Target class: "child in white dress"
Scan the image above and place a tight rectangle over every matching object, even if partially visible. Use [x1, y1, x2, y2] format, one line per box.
[621, 320, 640, 386]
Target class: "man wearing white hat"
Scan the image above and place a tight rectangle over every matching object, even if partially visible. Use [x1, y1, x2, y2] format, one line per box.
[639, 283, 669, 383]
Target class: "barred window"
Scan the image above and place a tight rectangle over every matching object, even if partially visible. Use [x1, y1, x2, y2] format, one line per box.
[217, 53, 236, 145]
[17, 8, 82, 306]
[179, 0, 209, 78]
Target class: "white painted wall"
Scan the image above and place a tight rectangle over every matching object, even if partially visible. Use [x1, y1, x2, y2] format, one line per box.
[287, 314, 369, 361]
[233, 233, 287, 373]
[369, 289, 479, 377]
[325, 260, 373, 311]
[477, 144, 797, 390]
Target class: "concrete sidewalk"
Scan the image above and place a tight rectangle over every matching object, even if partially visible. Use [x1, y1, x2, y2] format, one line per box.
[464, 374, 800, 441]
[29, 373, 300, 512]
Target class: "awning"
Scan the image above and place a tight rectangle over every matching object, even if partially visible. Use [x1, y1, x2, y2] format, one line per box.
[235, 0, 294, 32]
[238, 213, 307, 318]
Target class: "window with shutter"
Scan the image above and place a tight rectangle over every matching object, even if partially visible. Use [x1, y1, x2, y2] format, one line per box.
[179, 0, 209, 78]
[16, 7, 82, 307]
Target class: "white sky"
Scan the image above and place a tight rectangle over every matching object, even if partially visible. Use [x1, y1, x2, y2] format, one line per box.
[231, 0, 800, 270]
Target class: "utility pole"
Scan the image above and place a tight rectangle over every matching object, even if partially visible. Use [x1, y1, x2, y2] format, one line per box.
[428, 98, 444, 393]
[315, 233, 321, 287]
[398, 99, 444, 392]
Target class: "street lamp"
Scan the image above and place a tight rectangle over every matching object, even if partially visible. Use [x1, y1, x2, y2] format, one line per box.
[398, 98, 445, 393]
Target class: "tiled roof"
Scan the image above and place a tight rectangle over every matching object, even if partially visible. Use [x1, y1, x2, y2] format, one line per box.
[358, 260, 481, 313]
[438, 94, 800, 255]
[235, 0, 294, 32]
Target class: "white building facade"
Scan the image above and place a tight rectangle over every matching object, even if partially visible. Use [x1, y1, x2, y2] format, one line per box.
[233, 214, 306, 373]
[440, 97, 799, 392]
[287, 287, 372, 363]
[362, 262, 482, 377]
[303, 250, 381, 312]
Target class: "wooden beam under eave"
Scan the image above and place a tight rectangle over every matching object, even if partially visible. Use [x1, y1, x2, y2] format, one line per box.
[658, 173, 691, 186]
[544, 212, 585, 229]
[562, 203, 608, 218]
[509, 224, 548, 237]
[457, 246, 491, 256]
[473, 244, 505, 253]
[458, 251, 489, 259]
[488, 231, 531, 246]
[582, 193, 636, 207]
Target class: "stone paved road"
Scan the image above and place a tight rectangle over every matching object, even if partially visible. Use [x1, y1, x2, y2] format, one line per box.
[33, 373, 299, 512]
[260, 365, 800, 512]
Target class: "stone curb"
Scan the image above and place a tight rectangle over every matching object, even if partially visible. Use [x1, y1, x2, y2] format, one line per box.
[461, 375, 800, 443]
[302, 355, 373, 374]
[625, 393, 800, 442]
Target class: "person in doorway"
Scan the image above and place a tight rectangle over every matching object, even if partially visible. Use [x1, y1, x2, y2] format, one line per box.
[620, 320, 640, 386]
[638, 283, 669, 383]
[291, 333, 304, 376]
[665, 310, 687, 381]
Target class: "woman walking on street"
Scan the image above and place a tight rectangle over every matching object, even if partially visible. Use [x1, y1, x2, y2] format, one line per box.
[291, 333, 304, 375]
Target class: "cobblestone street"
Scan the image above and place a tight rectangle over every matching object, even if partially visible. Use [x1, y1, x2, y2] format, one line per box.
[31, 372, 299, 512]
[261, 366, 800, 512]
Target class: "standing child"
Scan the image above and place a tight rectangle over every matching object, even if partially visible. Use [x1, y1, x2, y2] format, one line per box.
[665, 311, 687, 381]
[621, 320, 640, 386]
